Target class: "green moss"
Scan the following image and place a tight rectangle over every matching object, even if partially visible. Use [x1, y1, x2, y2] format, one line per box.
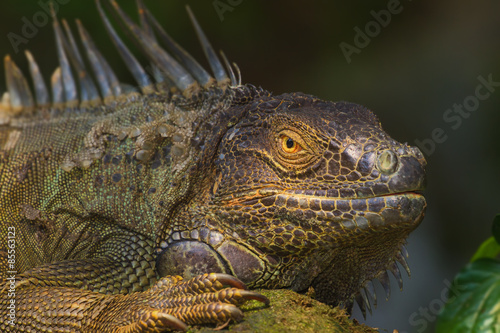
[188, 289, 378, 333]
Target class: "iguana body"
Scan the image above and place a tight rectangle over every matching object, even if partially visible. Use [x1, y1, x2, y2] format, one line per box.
[0, 1, 426, 332]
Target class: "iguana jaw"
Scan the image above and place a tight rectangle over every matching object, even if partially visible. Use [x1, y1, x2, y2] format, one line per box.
[203, 189, 426, 308]
[276, 192, 426, 313]
[282, 191, 426, 311]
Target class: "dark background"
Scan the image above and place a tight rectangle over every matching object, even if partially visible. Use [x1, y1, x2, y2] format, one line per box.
[1, 1, 499, 332]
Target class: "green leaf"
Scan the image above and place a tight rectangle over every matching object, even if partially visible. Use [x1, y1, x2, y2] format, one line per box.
[470, 237, 500, 262]
[436, 258, 500, 333]
[492, 214, 500, 244]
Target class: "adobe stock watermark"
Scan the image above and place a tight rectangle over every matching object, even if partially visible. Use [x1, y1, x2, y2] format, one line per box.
[414, 74, 499, 156]
[5, 226, 17, 328]
[8, 0, 71, 54]
[402, 278, 466, 333]
[212, 0, 244, 22]
[339, 0, 413, 64]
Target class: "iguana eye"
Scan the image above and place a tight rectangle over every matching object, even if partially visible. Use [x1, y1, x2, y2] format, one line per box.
[275, 130, 317, 169]
[280, 135, 302, 154]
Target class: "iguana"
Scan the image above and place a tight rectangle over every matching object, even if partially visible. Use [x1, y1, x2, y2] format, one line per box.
[0, 1, 427, 332]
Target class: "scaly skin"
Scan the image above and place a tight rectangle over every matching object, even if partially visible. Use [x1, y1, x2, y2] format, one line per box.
[0, 2, 426, 332]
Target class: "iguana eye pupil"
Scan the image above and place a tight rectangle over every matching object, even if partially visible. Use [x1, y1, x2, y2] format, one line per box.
[280, 135, 301, 154]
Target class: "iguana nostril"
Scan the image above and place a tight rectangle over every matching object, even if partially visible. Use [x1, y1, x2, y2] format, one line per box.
[377, 150, 398, 174]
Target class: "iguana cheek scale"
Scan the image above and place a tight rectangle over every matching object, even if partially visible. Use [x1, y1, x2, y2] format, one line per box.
[0, 1, 426, 331]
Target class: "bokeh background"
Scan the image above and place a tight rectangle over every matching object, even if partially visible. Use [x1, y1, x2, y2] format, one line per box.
[1, 1, 499, 332]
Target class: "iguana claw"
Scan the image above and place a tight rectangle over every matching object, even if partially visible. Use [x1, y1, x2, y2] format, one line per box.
[122, 312, 188, 333]
[208, 273, 247, 290]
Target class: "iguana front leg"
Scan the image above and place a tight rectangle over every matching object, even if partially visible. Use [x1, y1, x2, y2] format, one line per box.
[1, 273, 268, 332]
[1, 229, 268, 332]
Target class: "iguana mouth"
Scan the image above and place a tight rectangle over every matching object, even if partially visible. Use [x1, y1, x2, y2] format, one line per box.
[220, 189, 426, 229]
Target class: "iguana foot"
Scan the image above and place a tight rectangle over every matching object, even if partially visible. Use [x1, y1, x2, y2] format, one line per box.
[109, 273, 269, 332]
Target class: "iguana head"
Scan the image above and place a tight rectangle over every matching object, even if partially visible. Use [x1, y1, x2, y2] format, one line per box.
[158, 88, 426, 311]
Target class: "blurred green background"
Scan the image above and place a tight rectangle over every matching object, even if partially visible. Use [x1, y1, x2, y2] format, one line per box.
[1, 1, 499, 332]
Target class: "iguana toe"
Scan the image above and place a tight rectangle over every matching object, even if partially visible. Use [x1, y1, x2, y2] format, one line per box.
[118, 310, 188, 333]
[114, 273, 268, 332]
